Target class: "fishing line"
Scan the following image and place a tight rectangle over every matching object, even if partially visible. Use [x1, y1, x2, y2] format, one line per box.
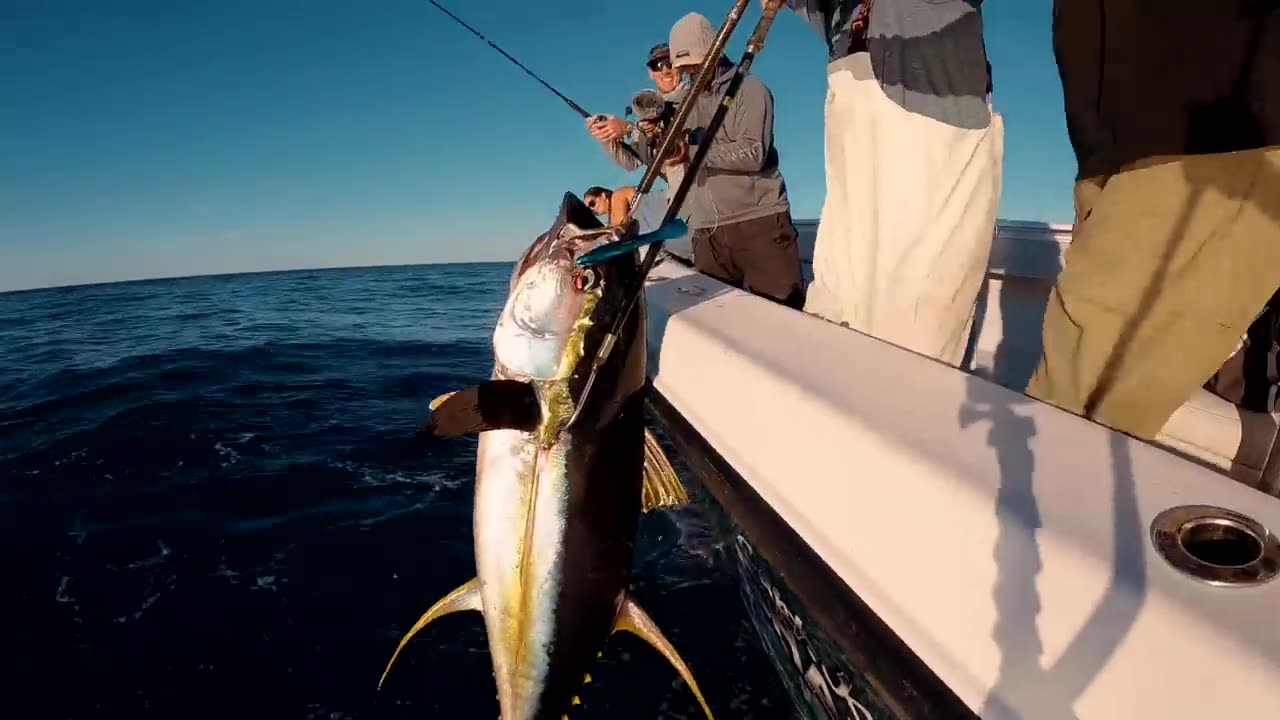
[424, 0, 592, 118]
[423, 0, 649, 168]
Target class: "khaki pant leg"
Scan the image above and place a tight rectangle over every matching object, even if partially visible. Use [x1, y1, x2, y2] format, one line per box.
[1027, 147, 1280, 440]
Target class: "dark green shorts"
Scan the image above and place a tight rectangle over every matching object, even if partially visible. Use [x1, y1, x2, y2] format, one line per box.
[690, 211, 806, 310]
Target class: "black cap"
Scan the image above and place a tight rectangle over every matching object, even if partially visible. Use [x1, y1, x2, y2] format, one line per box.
[647, 43, 670, 65]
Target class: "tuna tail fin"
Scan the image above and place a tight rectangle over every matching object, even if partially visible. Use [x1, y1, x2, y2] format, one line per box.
[614, 593, 716, 720]
[378, 577, 482, 689]
[423, 380, 541, 437]
[641, 428, 689, 512]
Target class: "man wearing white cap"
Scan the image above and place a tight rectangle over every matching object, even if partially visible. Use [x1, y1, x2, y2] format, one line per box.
[608, 12, 806, 310]
[775, 0, 1004, 367]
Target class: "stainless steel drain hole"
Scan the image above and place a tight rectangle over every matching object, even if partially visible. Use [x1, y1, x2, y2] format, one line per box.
[1180, 517, 1262, 567]
[1150, 505, 1280, 587]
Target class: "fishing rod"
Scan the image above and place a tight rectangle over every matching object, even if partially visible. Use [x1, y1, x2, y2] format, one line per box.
[564, 0, 786, 429]
[423, 0, 650, 169]
[424, 0, 591, 117]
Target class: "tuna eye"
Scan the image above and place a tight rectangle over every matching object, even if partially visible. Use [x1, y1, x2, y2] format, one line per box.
[574, 269, 599, 292]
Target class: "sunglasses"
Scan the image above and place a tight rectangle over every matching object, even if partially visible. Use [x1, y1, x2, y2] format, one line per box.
[647, 59, 672, 72]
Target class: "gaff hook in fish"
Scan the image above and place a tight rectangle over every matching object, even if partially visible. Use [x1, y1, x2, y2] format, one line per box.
[573, 268, 600, 292]
[575, 219, 689, 268]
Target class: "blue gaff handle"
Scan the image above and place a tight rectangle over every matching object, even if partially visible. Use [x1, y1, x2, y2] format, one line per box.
[575, 219, 688, 267]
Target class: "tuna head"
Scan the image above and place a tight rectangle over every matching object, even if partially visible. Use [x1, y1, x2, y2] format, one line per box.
[495, 220, 612, 384]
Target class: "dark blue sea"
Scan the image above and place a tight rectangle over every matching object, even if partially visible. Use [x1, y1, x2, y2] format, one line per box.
[0, 264, 790, 720]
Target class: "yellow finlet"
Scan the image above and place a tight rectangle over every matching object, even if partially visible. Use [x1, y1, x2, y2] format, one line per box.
[613, 593, 715, 720]
[377, 577, 482, 689]
[429, 391, 455, 411]
[641, 428, 689, 512]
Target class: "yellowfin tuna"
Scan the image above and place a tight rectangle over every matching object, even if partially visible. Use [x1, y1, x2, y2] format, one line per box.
[380, 192, 714, 720]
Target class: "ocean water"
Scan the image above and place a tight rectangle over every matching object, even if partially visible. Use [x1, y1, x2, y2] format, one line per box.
[0, 264, 790, 719]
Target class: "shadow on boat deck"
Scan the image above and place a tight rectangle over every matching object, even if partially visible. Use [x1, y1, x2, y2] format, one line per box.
[959, 142, 1280, 715]
[958, 216, 1152, 719]
[958, 196, 1180, 716]
[960, 371, 1147, 720]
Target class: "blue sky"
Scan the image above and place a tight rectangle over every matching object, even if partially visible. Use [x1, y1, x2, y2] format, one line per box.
[1, 1, 1076, 292]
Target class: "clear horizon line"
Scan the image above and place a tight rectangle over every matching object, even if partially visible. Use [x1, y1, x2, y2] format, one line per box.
[0, 258, 513, 296]
[1, 216, 1070, 296]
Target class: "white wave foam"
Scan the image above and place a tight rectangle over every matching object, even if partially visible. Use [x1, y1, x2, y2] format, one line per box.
[213, 441, 240, 467]
[323, 458, 469, 493]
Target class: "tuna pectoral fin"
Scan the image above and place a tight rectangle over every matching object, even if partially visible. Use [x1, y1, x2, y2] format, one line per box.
[641, 428, 689, 512]
[425, 380, 540, 437]
[615, 594, 716, 720]
[377, 578, 481, 689]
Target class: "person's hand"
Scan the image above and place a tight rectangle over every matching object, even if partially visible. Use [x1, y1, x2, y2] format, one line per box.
[587, 114, 629, 143]
[664, 137, 689, 166]
[637, 120, 661, 139]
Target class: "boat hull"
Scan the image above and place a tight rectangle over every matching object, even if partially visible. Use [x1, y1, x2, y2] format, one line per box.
[644, 389, 974, 720]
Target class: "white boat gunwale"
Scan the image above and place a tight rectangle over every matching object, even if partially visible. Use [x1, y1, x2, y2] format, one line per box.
[641, 240, 1280, 720]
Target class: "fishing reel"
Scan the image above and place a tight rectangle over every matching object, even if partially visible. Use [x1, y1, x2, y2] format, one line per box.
[625, 89, 677, 136]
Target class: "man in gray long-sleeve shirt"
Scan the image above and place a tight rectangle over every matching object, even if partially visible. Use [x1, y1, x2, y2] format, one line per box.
[635, 13, 805, 309]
